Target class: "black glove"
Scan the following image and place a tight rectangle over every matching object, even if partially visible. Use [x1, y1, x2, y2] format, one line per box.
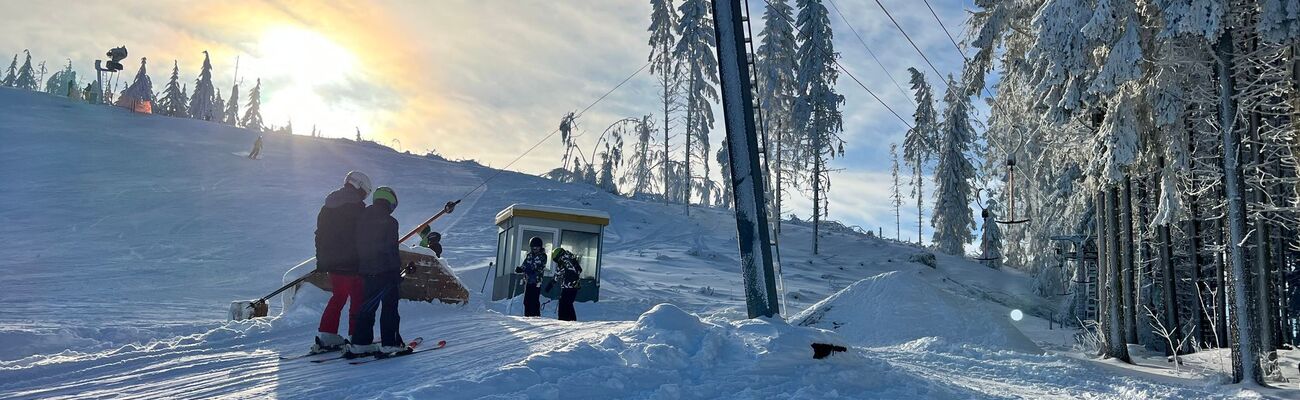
[515, 266, 523, 274]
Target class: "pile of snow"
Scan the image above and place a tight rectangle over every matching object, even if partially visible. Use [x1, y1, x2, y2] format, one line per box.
[792, 271, 1041, 353]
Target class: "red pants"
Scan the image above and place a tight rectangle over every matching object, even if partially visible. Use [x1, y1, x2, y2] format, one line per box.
[318, 273, 364, 335]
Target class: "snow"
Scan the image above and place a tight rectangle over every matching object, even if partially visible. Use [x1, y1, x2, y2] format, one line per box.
[792, 270, 1041, 354]
[0, 87, 1285, 398]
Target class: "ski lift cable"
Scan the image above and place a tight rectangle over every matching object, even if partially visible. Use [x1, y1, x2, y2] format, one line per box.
[918, 0, 997, 101]
[825, 0, 916, 107]
[758, 0, 914, 131]
[871, 0, 949, 91]
[456, 60, 653, 201]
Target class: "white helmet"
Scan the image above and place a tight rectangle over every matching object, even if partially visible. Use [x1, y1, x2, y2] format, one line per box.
[345, 171, 373, 195]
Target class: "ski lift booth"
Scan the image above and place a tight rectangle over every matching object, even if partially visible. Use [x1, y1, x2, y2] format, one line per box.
[492, 204, 609, 302]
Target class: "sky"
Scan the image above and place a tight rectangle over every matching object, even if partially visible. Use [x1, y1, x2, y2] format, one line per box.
[1, 0, 984, 246]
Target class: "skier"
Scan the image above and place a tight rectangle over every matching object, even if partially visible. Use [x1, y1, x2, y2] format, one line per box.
[247, 135, 263, 159]
[346, 186, 411, 357]
[418, 225, 443, 258]
[515, 237, 546, 317]
[311, 171, 371, 353]
[549, 247, 583, 321]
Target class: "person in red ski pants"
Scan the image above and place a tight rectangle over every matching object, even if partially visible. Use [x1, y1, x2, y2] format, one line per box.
[311, 171, 373, 353]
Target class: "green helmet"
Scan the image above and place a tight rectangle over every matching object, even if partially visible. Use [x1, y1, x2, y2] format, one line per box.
[551, 247, 566, 261]
[372, 186, 398, 209]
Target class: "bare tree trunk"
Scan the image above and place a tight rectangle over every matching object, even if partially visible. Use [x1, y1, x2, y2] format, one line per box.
[1121, 176, 1138, 344]
[1218, 26, 1265, 385]
[1106, 186, 1132, 362]
[1096, 189, 1110, 356]
[1158, 158, 1182, 356]
[916, 163, 924, 245]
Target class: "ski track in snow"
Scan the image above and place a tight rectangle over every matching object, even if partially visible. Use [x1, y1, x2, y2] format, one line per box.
[0, 88, 1283, 398]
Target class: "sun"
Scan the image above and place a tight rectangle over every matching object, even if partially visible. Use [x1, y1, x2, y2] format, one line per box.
[253, 26, 371, 137]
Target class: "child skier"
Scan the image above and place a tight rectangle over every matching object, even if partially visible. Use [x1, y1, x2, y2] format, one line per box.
[515, 237, 547, 317]
[346, 186, 411, 358]
[418, 225, 443, 258]
[312, 171, 371, 353]
[550, 247, 583, 321]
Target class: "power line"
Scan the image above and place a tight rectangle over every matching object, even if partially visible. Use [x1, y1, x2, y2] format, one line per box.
[458, 61, 653, 200]
[826, 0, 916, 107]
[759, 0, 914, 131]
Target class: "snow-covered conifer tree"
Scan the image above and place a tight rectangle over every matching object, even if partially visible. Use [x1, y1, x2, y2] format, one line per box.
[241, 79, 265, 131]
[214, 88, 225, 120]
[649, 0, 682, 204]
[223, 82, 241, 126]
[1, 54, 17, 87]
[622, 115, 658, 197]
[930, 77, 975, 256]
[15, 50, 38, 91]
[674, 0, 719, 209]
[903, 68, 938, 244]
[890, 143, 902, 241]
[158, 61, 188, 118]
[792, 0, 845, 254]
[757, 0, 799, 233]
[115, 57, 153, 110]
[189, 51, 218, 121]
[45, 60, 76, 96]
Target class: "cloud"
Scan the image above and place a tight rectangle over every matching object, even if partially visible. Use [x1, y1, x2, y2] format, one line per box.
[0, 0, 983, 237]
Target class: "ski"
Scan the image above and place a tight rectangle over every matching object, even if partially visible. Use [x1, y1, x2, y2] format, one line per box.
[312, 337, 425, 364]
[279, 348, 342, 361]
[349, 339, 445, 365]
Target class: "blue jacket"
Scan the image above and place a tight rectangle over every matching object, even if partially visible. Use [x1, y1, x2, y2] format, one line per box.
[315, 186, 365, 274]
[356, 199, 401, 276]
[516, 251, 547, 286]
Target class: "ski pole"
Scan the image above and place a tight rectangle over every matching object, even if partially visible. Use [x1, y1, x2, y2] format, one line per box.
[231, 202, 459, 320]
[506, 275, 518, 315]
[480, 262, 493, 294]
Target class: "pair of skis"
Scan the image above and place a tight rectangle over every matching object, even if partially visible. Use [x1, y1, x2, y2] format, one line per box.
[286, 338, 447, 365]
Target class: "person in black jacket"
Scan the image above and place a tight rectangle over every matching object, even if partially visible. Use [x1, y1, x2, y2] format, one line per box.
[550, 247, 583, 321]
[312, 171, 371, 353]
[515, 237, 547, 317]
[346, 186, 410, 357]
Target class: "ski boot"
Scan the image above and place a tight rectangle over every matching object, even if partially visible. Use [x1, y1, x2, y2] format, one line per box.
[311, 332, 349, 353]
[343, 343, 380, 359]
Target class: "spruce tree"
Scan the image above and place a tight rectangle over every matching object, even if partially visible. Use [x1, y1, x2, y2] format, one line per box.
[241, 79, 265, 131]
[674, 0, 720, 209]
[158, 61, 188, 117]
[214, 88, 225, 120]
[223, 82, 241, 126]
[189, 51, 218, 121]
[903, 68, 938, 245]
[792, 0, 845, 254]
[890, 143, 903, 241]
[15, 50, 38, 91]
[757, 0, 799, 233]
[115, 57, 154, 110]
[649, 0, 682, 203]
[930, 77, 975, 256]
[1, 54, 16, 87]
[979, 200, 1003, 269]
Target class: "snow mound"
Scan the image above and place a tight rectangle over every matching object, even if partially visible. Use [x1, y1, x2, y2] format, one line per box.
[792, 271, 1041, 353]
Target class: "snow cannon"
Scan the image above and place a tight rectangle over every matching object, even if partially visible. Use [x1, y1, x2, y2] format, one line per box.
[491, 204, 609, 303]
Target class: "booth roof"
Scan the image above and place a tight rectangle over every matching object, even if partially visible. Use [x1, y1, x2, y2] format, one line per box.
[495, 203, 611, 226]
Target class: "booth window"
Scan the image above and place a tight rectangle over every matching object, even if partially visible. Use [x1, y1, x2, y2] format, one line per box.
[560, 230, 599, 280]
[496, 229, 514, 277]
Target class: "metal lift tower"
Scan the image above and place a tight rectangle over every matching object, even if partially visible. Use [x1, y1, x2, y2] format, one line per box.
[711, 0, 780, 318]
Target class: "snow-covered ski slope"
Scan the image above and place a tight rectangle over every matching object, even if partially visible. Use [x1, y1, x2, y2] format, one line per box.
[0, 87, 1277, 398]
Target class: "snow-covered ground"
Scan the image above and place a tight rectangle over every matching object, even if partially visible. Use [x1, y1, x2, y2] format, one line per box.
[0, 87, 1290, 398]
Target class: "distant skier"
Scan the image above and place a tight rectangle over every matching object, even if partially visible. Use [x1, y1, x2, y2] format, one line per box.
[515, 237, 547, 317]
[418, 225, 443, 258]
[247, 135, 263, 159]
[347, 186, 412, 357]
[550, 247, 583, 321]
[311, 171, 372, 353]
